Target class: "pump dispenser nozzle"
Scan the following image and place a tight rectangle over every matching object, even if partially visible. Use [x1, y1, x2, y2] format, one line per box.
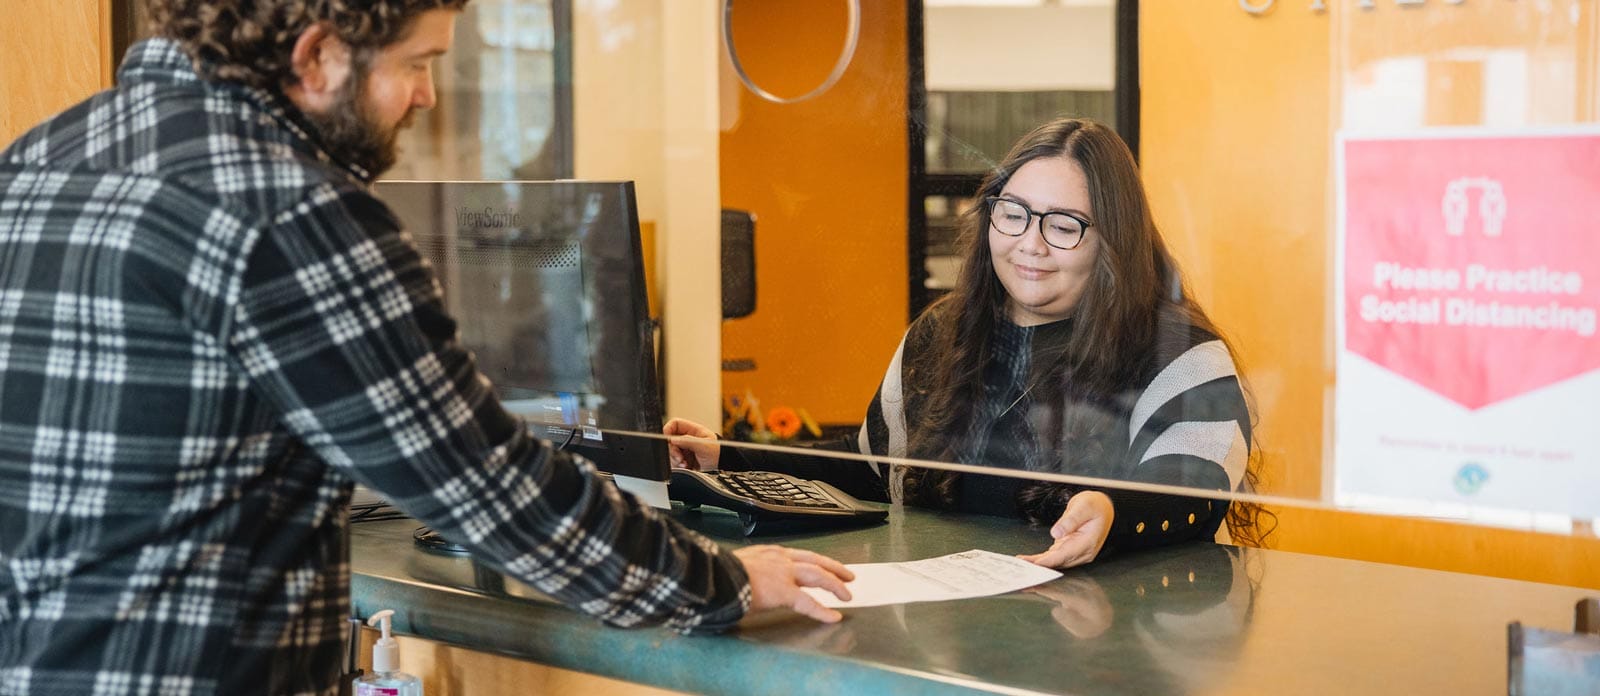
[355, 609, 420, 694]
[367, 609, 399, 674]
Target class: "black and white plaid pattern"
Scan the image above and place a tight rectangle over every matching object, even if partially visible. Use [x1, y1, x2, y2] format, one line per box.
[0, 39, 749, 695]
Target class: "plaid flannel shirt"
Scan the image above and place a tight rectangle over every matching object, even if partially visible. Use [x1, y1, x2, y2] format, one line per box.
[0, 39, 749, 695]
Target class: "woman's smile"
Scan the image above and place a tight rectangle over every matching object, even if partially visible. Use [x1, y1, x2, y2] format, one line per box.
[1010, 261, 1055, 280]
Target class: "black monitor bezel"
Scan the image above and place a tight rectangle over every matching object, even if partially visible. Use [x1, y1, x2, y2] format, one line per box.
[375, 180, 669, 484]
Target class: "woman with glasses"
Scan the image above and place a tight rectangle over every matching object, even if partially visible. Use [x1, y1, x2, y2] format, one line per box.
[667, 118, 1268, 567]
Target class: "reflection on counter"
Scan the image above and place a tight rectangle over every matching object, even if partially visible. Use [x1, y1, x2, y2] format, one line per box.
[353, 505, 1595, 694]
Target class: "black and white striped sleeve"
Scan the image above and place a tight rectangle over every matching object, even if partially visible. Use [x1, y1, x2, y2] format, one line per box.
[1099, 339, 1252, 552]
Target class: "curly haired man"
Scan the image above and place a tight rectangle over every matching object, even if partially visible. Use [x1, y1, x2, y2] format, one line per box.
[0, 2, 851, 693]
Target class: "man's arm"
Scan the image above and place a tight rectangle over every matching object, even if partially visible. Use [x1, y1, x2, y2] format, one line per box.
[223, 183, 749, 632]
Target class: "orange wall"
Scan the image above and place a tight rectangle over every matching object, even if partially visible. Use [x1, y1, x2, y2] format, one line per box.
[1142, 0, 1600, 588]
[718, 0, 909, 425]
[1141, 0, 1333, 501]
[1, 0, 112, 146]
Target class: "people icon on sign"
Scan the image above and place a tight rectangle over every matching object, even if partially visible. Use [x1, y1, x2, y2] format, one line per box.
[1442, 177, 1506, 237]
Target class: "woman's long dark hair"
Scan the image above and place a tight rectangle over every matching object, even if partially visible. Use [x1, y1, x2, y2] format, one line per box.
[899, 118, 1272, 547]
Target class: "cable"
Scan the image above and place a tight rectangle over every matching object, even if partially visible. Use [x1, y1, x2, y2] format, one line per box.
[349, 503, 408, 523]
[557, 422, 581, 451]
[722, 0, 860, 105]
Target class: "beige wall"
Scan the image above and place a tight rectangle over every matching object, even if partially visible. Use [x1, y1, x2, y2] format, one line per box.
[925, 3, 1114, 91]
[572, 1, 723, 428]
[571, 1, 667, 222]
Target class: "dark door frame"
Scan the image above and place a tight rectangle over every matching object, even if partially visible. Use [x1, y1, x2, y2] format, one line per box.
[907, 0, 930, 318]
[905, 0, 1139, 320]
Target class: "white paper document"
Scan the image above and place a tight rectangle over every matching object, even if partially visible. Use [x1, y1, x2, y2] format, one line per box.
[803, 549, 1063, 609]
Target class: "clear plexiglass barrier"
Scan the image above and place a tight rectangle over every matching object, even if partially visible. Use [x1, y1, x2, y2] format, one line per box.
[372, 0, 1600, 562]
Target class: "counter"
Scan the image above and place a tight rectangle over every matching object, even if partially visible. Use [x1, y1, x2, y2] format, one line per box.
[351, 505, 1595, 695]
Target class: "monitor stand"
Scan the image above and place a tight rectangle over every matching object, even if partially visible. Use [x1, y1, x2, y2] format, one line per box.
[412, 525, 469, 554]
[611, 473, 671, 509]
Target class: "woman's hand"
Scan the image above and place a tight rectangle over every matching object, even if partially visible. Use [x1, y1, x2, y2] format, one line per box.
[1018, 490, 1114, 569]
[1028, 576, 1113, 639]
[663, 417, 721, 470]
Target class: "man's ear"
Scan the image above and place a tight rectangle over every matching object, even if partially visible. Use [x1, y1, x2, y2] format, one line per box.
[284, 22, 353, 114]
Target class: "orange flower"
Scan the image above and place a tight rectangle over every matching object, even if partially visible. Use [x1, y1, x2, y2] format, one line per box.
[766, 406, 801, 440]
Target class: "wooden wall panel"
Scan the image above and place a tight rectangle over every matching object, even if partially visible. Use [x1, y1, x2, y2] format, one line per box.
[360, 632, 683, 696]
[0, 0, 111, 146]
[1273, 506, 1599, 589]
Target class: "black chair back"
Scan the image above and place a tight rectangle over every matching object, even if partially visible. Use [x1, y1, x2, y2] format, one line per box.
[721, 209, 756, 320]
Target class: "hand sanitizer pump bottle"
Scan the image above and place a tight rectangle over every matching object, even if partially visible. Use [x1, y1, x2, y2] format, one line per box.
[353, 609, 422, 696]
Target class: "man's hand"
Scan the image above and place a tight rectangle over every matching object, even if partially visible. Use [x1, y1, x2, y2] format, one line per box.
[734, 545, 855, 623]
[1018, 490, 1114, 569]
[664, 417, 721, 470]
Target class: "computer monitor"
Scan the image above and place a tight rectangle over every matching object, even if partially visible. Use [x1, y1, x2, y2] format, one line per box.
[373, 180, 671, 507]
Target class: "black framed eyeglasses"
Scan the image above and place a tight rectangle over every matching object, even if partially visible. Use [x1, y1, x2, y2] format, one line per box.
[985, 196, 1092, 250]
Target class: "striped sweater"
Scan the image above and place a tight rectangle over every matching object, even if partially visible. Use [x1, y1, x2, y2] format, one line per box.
[726, 306, 1253, 555]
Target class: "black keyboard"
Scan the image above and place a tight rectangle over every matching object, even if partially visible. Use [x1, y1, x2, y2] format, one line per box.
[668, 469, 888, 536]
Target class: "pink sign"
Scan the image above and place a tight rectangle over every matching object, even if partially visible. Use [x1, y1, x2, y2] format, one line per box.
[1342, 133, 1600, 409]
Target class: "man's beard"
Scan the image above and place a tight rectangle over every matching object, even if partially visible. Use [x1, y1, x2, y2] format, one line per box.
[302, 65, 413, 178]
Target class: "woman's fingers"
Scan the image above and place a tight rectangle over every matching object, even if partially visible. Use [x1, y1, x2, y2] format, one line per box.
[663, 417, 715, 438]
[1034, 491, 1115, 565]
[1051, 504, 1092, 539]
[1019, 534, 1095, 569]
[667, 436, 720, 470]
[662, 417, 720, 470]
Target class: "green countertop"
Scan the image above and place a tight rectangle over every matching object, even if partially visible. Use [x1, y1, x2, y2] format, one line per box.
[351, 505, 1595, 695]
